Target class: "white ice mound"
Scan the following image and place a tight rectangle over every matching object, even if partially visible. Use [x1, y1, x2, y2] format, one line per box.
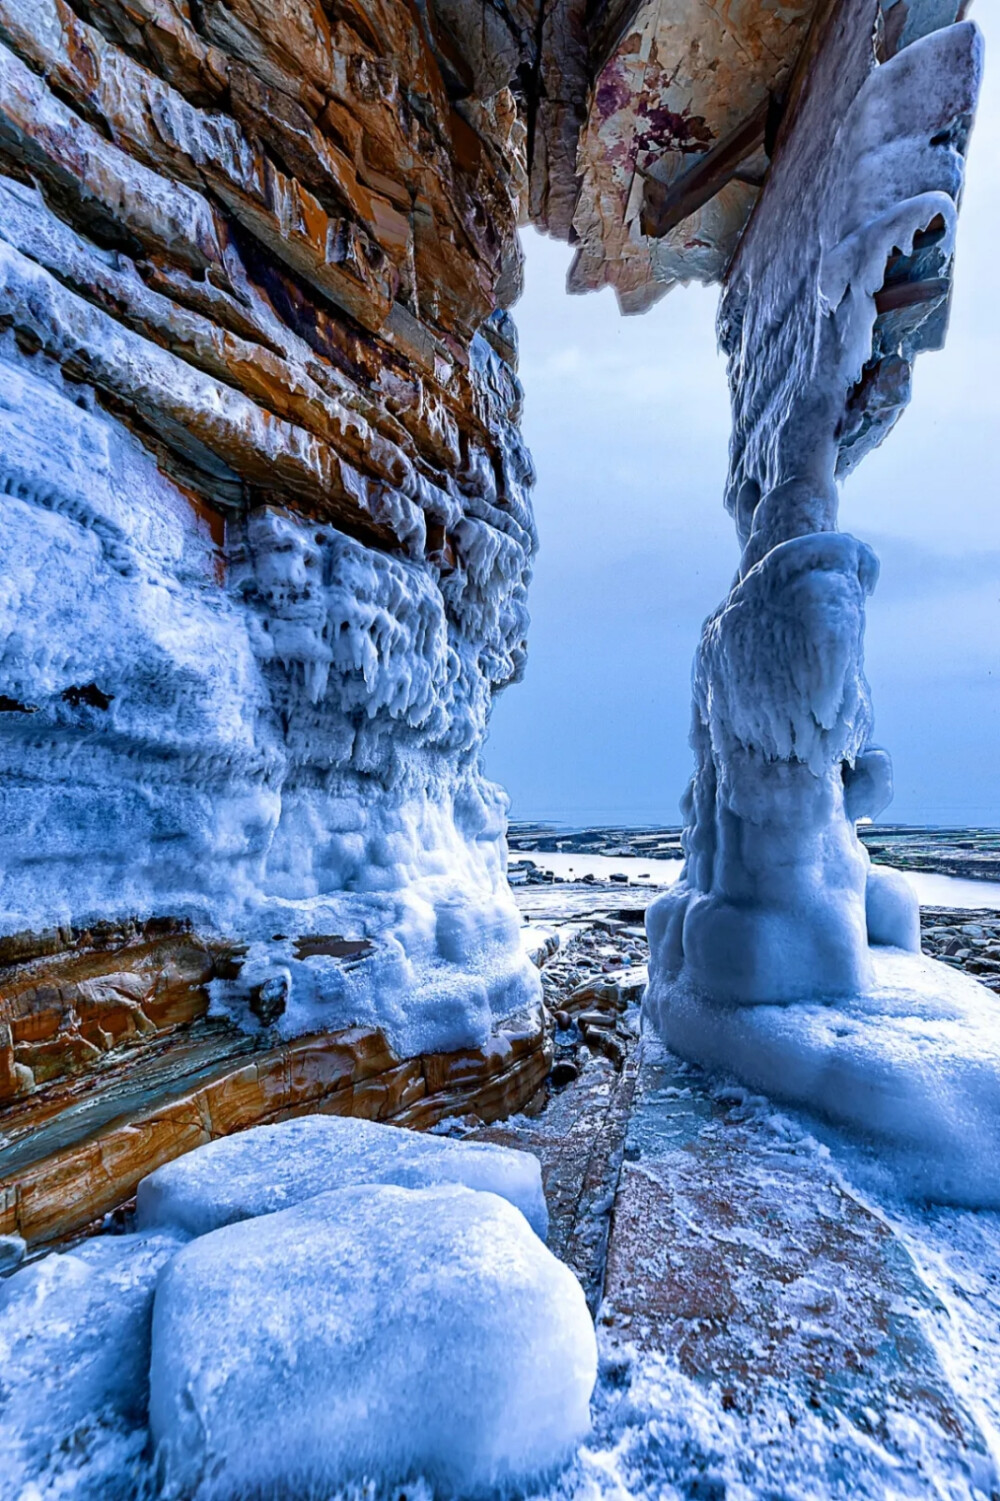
[136, 1114, 548, 1240]
[149, 1183, 597, 1499]
[0, 1231, 183, 1491]
[645, 947, 1000, 1208]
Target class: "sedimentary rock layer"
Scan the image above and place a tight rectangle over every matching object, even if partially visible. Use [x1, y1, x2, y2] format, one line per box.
[0, 0, 543, 1085]
[0, 989, 551, 1248]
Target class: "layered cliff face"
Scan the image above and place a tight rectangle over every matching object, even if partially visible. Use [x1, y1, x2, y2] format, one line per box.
[0, 0, 542, 1068]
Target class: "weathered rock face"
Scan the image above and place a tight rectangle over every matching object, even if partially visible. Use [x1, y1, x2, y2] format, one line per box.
[568, 0, 815, 310]
[0, 988, 551, 1249]
[561, 0, 975, 313]
[0, 0, 544, 1072]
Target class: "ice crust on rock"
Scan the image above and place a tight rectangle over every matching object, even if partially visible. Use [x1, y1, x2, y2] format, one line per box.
[2, 1124, 589, 1499]
[0, 317, 539, 1057]
[137, 1113, 549, 1239]
[0, 1230, 184, 1499]
[149, 1182, 597, 1499]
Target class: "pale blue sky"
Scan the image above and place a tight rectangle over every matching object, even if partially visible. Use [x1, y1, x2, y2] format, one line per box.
[486, 11, 1000, 828]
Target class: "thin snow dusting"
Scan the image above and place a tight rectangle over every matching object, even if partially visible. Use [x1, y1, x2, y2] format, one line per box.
[539, 1054, 1000, 1501]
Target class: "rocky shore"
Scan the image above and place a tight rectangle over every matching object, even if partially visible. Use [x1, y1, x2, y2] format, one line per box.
[510, 822, 1000, 883]
[5, 850, 1000, 1500]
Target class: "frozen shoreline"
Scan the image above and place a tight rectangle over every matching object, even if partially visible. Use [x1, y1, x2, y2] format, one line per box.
[516, 851, 1000, 911]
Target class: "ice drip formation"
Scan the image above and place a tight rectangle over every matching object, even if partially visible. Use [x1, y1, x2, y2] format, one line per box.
[0, 0, 994, 1237]
[646, 10, 984, 1007]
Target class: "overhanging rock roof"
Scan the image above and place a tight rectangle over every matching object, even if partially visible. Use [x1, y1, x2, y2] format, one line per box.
[435, 0, 973, 313]
[568, 0, 816, 312]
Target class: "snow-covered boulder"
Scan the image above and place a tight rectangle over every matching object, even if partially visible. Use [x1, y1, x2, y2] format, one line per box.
[149, 1183, 597, 1498]
[646, 947, 1000, 1207]
[136, 1114, 548, 1240]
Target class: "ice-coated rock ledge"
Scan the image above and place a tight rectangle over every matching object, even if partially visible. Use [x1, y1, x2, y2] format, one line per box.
[645, 945, 1000, 1208]
[137, 1112, 549, 1240]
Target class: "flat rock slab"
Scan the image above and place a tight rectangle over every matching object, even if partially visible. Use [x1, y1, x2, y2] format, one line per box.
[473, 1051, 639, 1311]
[601, 1037, 997, 1491]
[645, 948, 1000, 1207]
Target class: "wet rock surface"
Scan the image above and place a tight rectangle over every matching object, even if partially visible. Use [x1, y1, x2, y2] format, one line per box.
[0, 1003, 551, 1250]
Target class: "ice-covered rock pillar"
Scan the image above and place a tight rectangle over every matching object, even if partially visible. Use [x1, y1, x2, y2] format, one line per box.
[647, 3, 983, 1007]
